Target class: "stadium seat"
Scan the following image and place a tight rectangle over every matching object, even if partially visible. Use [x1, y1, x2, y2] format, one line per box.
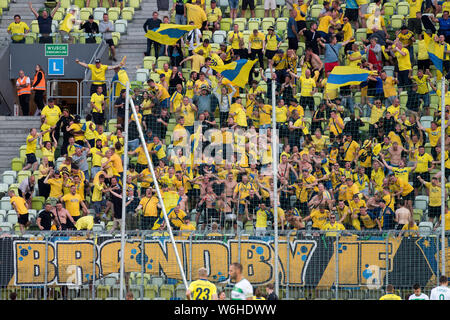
[413, 209, 423, 223]
[0, 222, 13, 232]
[276, 17, 288, 33]
[128, 0, 140, 9]
[355, 28, 367, 41]
[202, 30, 212, 41]
[418, 222, 434, 236]
[17, 170, 31, 184]
[144, 284, 158, 299]
[136, 69, 149, 82]
[112, 32, 120, 46]
[0, 197, 11, 211]
[114, 19, 127, 34]
[151, 276, 165, 287]
[6, 211, 18, 225]
[248, 18, 261, 31]
[391, 15, 404, 29]
[2, 171, 15, 185]
[79, 8, 92, 21]
[262, 17, 275, 31]
[159, 284, 174, 300]
[383, 2, 395, 16]
[175, 284, 186, 299]
[143, 56, 156, 70]
[93, 7, 107, 21]
[220, 17, 232, 31]
[397, 2, 409, 16]
[255, 6, 265, 18]
[96, 285, 111, 299]
[212, 30, 226, 44]
[234, 17, 247, 30]
[310, 4, 323, 19]
[156, 56, 170, 69]
[108, 7, 120, 21]
[121, 7, 134, 21]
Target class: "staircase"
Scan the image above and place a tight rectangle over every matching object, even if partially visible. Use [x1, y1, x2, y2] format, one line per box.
[108, 1, 169, 83]
[0, 116, 42, 174]
[0, 0, 47, 43]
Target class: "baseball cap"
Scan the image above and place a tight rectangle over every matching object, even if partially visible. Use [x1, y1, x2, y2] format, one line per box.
[95, 58, 101, 63]
[268, 26, 275, 31]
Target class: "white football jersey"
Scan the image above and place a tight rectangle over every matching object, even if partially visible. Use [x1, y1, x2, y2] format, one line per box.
[231, 278, 253, 300]
[430, 286, 450, 300]
[408, 293, 429, 300]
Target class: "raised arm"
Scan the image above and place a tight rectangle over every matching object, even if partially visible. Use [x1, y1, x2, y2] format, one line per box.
[28, 1, 39, 18]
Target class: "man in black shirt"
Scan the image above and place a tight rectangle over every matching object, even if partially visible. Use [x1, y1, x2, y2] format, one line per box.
[29, 1, 60, 43]
[153, 107, 169, 139]
[37, 203, 58, 230]
[55, 107, 75, 157]
[143, 11, 162, 58]
[80, 15, 99, 43]
[114, 89, 127, 127]
[168, 66, 185, 94]
[301, 22, 320, 55]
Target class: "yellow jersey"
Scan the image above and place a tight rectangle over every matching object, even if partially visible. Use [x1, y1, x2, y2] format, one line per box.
[188, 279, 217, 300]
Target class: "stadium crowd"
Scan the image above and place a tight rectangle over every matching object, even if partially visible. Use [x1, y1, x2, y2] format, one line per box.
[8, 0, 450, 236]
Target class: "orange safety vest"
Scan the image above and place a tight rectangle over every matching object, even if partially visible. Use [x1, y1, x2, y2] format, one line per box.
[32, 71, 46, 91]
[17, 76, 31, 96]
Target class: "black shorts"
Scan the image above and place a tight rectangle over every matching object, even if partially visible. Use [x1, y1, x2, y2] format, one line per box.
[276, 122, 289, 138]
[92, 112, 104, 125]
[299, 96, 315, 109]
[413, 172, 430, 189]
[242, 0, 255, 10]
[296, 21, 307, 32]
[72, 215, 81, 222]
[265, 49, 277, 60]
[428, 206, 441, 218]
[344, 8, 359, 21]
[105, 39, 115, 47]
[206, 208, 220, 221]
[18, 213, 29, 225]
[417, 59, 431, 71]
[402, 190, 414, 201]
[26, 153, 37, 164]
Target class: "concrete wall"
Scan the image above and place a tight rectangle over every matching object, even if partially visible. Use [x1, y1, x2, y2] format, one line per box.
[0, 47, 15, 115]
[9, 43, 109, 80]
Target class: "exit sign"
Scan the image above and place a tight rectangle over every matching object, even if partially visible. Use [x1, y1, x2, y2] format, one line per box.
[45, 44, 68, 56]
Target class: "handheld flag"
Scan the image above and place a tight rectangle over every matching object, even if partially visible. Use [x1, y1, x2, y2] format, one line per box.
[326, 66, 372, 90]
[424, 32, 444, 78]
[145, 24, 196, 46]
[211, 59, 258, 88]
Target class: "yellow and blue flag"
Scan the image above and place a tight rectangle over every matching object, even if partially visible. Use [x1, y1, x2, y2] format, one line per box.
[145, 24, 196, 46]
[424, 33, 444, 78]
[326, 66, 372, 90]
[211, 59, 258, 88]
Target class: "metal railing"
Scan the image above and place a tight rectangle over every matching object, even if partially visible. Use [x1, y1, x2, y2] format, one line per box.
[0, 229, 446, 300]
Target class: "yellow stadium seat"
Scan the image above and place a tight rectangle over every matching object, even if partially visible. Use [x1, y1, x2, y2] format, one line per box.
[31, 20, 39, 34]
[79, 8, 92, 21]
[234, 17, 247, 30]
[108, 7, 120, 21]
[383, 2, 395, 16]
[255, 5, 265, 18]
[121, 7, 134, 21]
[276, 17, 288, 33]
[220, 17, 232, 31]
[143, 56, 156, 70]
[262, 17, 275, 31]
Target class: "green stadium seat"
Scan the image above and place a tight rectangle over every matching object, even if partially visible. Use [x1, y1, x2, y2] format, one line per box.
[143, 56, 156, 70]
[74, 0, 85, 8]
[397, 2, 409, 16]
[121, 7, 134, 21]
[391, 15, 404, 29]
[31, 20, 39, 34]
[11, 158, 24, 172]
[276, 17, 288, 33]
[383, 2, 395, 16]
[0, 0, 8, 9]
[25, 33, 37, 44]
[60, 0, 71, 8]
[202, 30, 212, 41]
[234, 17, 247, 30]
[255, 6, 265, 18]
[355, 28, 367, 41]
[144, 284, 158, 299]
[79, 8, 92, 21]
[220, 17, 232, 31]
[112, 31, 120, 46]
[156, 56, 170, 69]
[261, 17, 275, 31]
[159, 284, 174, 300]
[108, 7, 120, 21]
[128, 0, 140, 9]
[17, 171, 31, 184]
[310, 4, 323, 19]
[248, 18, 261, 30]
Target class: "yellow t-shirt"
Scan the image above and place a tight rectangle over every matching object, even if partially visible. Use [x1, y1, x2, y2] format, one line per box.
[88, 64, 108, 85]
[186, 3, 207, 29]
[310, 209, 330, 229]
[10, 196, 28, 215]
[412, 75, 429, 95]
[317, 15, 332, 33]
[139, 196, 159, 217]
[188, 279, 217, 300]
[191, 54, 206, 73]
[300, 77, 316, 97]
[379, 294, 402, 300]
[425, 127, 441, 147]
[228, 31, 244, 50]
[425, 182, 442, 207]
[75, 215, 94, 230]
[26, 134, 37, 154]
[255, 209, 269, 228]
[61, 193, 83, 217]
[394, 47, 412, 71]
[8, 21, 29, 41]
[41, 105, 62, 126]
[249, 32, 265, 50]
[92, 182, 106, 202]
[343, 140, 360, 162]
[414, 152, 434, 173]
[90, 93, 105, 113]
[60, 13, 74, 33]
[206, 6, 222, 23]
[47, 178, 63, 198]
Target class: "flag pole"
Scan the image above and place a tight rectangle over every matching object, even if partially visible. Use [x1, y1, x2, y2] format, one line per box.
[441, 76, 446, 277]
[271, 79, 279, 297]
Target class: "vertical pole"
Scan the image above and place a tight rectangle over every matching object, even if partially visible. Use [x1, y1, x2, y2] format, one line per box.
[140, 232, 145, 300]
[119, 81, 130, 300]
[272, 79, 279, 296]
[92, 234, 96, 300]
[189, 232, 193, 282]
[44, 236, 48, 300]
[441, 78, 446, 277]
[385, 232, 389, 289]
[335, 232, 339, 300]
[286, 231, 292, 299]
